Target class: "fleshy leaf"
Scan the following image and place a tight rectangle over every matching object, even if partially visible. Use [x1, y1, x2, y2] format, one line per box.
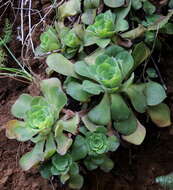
[108, 135, 120, 152]
[110, 94, 130, 121]
[60, 174, 70, 184]
[124, 84, 147, 113]
[66, 81, 91, 102]
[104, 45, 125, 57]
[82, 9, 97, 25]
[44, 133, 56, 159]
[132, 42, 151, 68]
[40, 78, 67, 118]
[121, 24, 146, 40]
[57, 114, 79, 135]
[114, 0, 131, 32]
[103, 0, 125, 8]
[11, 94, 33, 119]
[81, 115, 103, 132]
[55, 122, 63, 137]
[95, 126, 107, 134]
[31, 133, 47, 143]
[122, 121, 146, 145]
[115, 51, 134, 78]
[83, 31, 99, 46]
[71, 135, 88, 161]
[40, 162, 52, 179]
[146, 81, 166, 106]
[19, 140, 45, 170]
[90, 155, 105, 165]
[100, 157, 114, 172]
[55, 134, 73, 155]
[46, 53, 78, 78]
[96, 38, 111, 48]
[58, 0, 81, 20]
[88, 93, 111, 125]
[84, 158, 98, 170]
[5, 120, 37, 141]
[82, 80, 103, 95]
[74, 61, 94, 79]
[68, 174, 84, 189]
[114, 112, 137, 135]
[147, 103, 171, 127]
[69, 162, 79, 176]
[115, 19, 129, 32]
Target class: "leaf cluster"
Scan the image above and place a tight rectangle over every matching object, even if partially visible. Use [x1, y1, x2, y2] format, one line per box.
[4, 0, 173, 189]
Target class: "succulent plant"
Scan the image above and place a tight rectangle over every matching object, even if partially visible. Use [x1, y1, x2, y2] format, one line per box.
[40, 27, 61, 52]
[86, 10, 116, 38]
[5, 78, 79, 170]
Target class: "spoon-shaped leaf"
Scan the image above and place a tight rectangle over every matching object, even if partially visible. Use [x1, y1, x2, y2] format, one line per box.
[40, 78, 67, 118]
[110, 93, 130, 121]
[11, 94, 33, 119]
[68, 174, 84, 189]
[66, 81, 91, 102]
[74, 61, 95, 79]
[122, 121, 146, 145]
[82, 80, 104, 95]
[146, 81, 166, 106]
[19, 140, 45, 170]
[57, 114, 79, 135]
[124, 84, 147, 113]
[88, 93, 111, 125]
[71, 135, 88, 161]
[58, 0, 81, 20]
[46, 53, 78, 78]
[55, 134, 73, 155]
[100, 157, 114, 172]
[132, 42, 150, 68]
[81, 115, 103, 132]
[44, 133, 56, 159]
[114, 112, 137, 135]
[147, 103, 171, 127]
[5, 120, 37, 141]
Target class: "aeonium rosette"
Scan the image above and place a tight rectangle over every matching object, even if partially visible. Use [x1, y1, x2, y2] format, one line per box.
[51, 153, 73, 175]
[40, 153, 84, 189]
[88, 55, 125, 90]
[25, 103, 54, 134]
[85, 127, 119, 156]
[5, 78, 80, 171]
[46, 43, 170, 146]
[84, 10, 116, 48]
[40, 26, 61, 52]
[36, 23, 83, 59]
[86, 10, 116, 38]
[86, 132, 108, 155]
[62, 30, 81, 48]
[60, 26, 83, 59]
